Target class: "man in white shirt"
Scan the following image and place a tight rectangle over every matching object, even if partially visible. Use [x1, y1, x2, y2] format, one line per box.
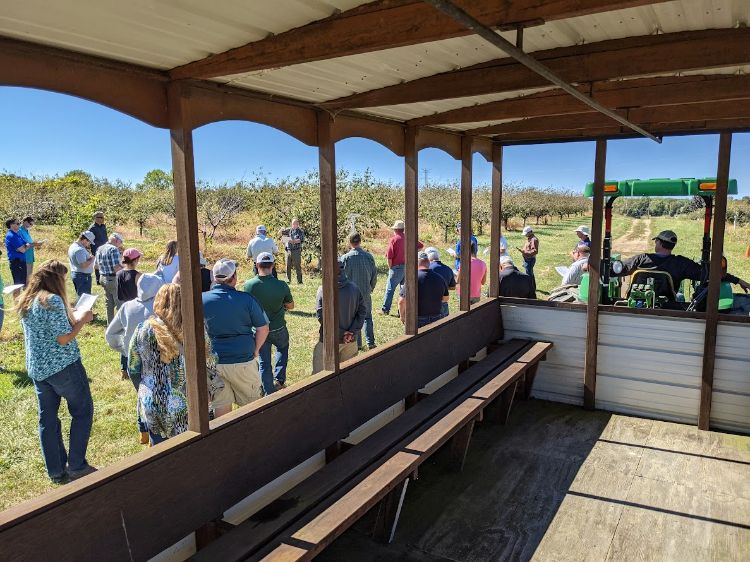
[562, 243, 590, 286]
[247, 225, 279, 278]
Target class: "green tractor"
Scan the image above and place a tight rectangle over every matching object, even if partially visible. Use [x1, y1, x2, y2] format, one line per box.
[579, 177, 739, 310]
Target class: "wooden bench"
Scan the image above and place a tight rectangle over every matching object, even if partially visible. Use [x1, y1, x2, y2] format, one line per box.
[193, 339, 551, 562]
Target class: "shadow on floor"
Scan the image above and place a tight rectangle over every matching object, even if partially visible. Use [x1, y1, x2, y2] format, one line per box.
[319, 400, 611, 562]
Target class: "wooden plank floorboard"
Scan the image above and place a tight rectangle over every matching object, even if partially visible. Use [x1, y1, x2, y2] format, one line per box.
[318, 402, 750, 562]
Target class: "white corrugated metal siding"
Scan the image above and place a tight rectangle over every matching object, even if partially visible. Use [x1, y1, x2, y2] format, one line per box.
[712, 321, 750, 433]
[597, 312, 704, 424]
[501, 304, 586, 405]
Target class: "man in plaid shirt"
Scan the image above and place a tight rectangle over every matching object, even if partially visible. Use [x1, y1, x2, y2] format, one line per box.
[341, 232, 378, 350]
[95, 233, 124, 324]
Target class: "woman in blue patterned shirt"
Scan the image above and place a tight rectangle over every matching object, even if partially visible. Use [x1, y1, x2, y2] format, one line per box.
[16, 260, 95, 484]
[128, 283, 223, 445]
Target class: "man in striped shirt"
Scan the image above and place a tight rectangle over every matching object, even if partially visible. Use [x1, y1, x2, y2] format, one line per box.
[95, 233, 124, 323]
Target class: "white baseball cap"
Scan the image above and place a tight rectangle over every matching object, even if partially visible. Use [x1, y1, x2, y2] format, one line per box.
[522, 226, 533, 236]
[212, 258, 237, 280]
[81, 230, 95, 243]
[391, 220, 405, 230]
[256, 225, 267, 234]
[575, 225, 590, 236]
[256, 251, 274, 265]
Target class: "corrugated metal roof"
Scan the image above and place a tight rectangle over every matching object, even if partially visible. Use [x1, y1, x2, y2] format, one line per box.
[0, 0, 747, 125]
[0, 0, 369, 68]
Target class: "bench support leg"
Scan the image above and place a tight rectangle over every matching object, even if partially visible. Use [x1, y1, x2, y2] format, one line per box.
[522, 364, 539, 400]
[448, 417, 477, 472]
[486, 381, 518, 425]
[373, 478, 410, 544]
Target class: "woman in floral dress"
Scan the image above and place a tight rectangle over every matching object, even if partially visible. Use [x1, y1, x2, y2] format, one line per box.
[128, 283, 222, 445]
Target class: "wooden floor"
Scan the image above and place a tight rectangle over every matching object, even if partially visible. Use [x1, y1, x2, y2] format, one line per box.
[319, 400, 750, 561]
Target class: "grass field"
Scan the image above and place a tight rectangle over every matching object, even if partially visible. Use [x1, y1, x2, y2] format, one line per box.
[1, 214, 748, 510]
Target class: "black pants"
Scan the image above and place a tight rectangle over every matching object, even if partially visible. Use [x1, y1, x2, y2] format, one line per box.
[9, 258, 27, 286]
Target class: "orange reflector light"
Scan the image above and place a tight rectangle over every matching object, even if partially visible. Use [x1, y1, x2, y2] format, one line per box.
[604, 184, 618, 193]
[699, 182, 717, 190]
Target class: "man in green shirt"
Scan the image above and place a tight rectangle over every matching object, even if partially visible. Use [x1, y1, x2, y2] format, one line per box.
[244, 252, 295, 394]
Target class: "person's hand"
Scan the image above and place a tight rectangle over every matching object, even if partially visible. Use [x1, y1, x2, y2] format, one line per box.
[78, 310, 94, 324]
[739, 279, 750, 293]
[343, 331, 354, 344]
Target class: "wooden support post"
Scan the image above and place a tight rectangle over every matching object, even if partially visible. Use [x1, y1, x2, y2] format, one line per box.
[448, 417, 476, 471]
[459, 135, 473, 311]
[404, 126, 419, 335]
[489, 143, 503, 297]
[317, 111, 340, 372]
[698, 132, 732, 430]
[167, 82, 209, 435]
[485, 381, 518, 424]
[584, 139, 607, 410]
[372, 478, 409, 544]
[522, 363, 539, 400]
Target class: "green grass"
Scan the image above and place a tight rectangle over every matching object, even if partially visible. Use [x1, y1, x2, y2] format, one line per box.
[2, 214, 748, 510]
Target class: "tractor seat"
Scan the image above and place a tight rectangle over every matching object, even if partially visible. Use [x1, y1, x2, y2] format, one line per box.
[626, 269, 677, 301]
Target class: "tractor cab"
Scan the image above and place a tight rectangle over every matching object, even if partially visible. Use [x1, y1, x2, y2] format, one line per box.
[579, 177, 739, 311]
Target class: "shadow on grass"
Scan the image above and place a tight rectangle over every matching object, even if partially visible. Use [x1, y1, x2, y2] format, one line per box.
[90, 317, 110, 329]
[1, 368, 33, 389]
[288, 310, 317, 319]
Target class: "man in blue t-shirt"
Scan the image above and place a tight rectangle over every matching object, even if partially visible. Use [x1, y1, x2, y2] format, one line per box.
[425, 247, 455, 318]
[399, 252, 449, 329]
[5, 218, 32, 286]
[203, 258, 269, 417]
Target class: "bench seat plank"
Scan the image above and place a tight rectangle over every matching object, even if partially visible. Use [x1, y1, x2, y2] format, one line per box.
[193, 340, 533, 562]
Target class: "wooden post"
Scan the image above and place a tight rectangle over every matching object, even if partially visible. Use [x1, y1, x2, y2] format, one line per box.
[459, 135, 473, 311]
[317, 111, 340, 372]
[489, 143, 503, 298]
[698, 132, 732, 430]
[167, 82, 209, 434]
[404, 126, 419, 335]
[584, 139, 606, 410]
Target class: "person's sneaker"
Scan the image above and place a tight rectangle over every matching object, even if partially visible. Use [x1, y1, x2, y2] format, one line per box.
[378, 309, 388, 316]
[368, 344, 377, 350]
[68, 465, 98, 480]
[274, 381, 287, 391]
[140, 432, 149, 445]
[50, 473, 69, 485]
[120, 370, 129, 381]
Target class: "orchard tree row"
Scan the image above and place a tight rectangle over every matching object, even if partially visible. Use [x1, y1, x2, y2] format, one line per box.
[1, 169, 590, 264]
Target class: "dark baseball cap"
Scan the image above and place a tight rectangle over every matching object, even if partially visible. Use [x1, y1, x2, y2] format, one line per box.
[653, 230, 678, 244]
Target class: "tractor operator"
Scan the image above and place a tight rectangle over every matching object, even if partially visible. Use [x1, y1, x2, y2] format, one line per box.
[615, 230, 750, 301]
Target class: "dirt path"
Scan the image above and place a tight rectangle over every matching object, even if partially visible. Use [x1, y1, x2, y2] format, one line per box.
[612, 217, 652, 258]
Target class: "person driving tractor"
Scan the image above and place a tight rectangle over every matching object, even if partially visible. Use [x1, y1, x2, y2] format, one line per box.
[616, 230, 750, 302]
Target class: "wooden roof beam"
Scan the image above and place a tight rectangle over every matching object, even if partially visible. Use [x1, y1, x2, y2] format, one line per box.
[169, 0, 673, 80]
[323, 28, 750, 109]
[423, 0, 659, 142]
[408, 75, 750, 127]
[475, 99, 750, 136]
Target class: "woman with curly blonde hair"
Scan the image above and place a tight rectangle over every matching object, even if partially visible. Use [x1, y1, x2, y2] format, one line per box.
[16, 260, 95, 484]
[128, 283, 222, 445]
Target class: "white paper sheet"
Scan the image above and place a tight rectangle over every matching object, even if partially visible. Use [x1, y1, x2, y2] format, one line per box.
[555, 266, 569, 278]
[2, 284, 24, 295]
[73, 293, 98, 321]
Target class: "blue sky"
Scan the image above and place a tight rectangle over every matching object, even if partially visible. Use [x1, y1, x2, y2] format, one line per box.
[1, 86, 748, 195]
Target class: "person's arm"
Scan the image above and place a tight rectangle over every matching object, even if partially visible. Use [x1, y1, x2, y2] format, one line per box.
[80, 248, 95, 268]
[56, 309, 93, 346]
[104, 308, 126, 355]
[348, 291, 367, 335]
[417, 240, 424, 250]
[528, 237, 539, 257]
[315, 287, 324, 324]
[370, 261, 378, 292]
[254, 324, 269, 357]
[481, 264, 487, 285]
[386, 239, 394, 269]
[442, 282, 450, 302]
[283, 285, 295, 310]
[398, 296, 406, 325]
[724, 274, 750, 292]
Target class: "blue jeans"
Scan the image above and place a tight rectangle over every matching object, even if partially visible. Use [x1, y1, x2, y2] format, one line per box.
[149, 431, 167, 446]
[121, 355, 147, 433]
[0, 307, 4, 334]
[258, 326, 290, 394]
[10, 258, 27, 286]
[381, 264, 405, 313]
[417, 315, 443, 328]
[33, 359, 93, 479]
[72, 272, 92, 297]
[356, 299, 375, 348]
[440, 302, 449, 318]
[523, 257, 536, 280]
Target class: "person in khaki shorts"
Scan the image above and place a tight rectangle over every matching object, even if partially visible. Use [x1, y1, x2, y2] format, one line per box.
[202, 258, 269, 417]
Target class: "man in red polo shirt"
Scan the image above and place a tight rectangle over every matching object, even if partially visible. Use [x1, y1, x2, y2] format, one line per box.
[380, 220, 423, 315]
